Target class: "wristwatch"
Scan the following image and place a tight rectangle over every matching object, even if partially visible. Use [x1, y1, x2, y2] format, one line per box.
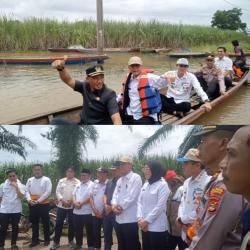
[57, 67, 65, 72]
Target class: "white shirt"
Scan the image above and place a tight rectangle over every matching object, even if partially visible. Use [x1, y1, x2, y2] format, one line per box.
[178, 170, 210, 225]
[112, 171, 142, 223]
[0, 179, 25, 213]
[137, 178, 170, 232]
[56, 177, 80, 209]
[73, 180, 94, 215]
[215, 56, 233, 75]
[90, 179, 108, 215]
[26, 176, 52, 203]
[161, 71, 209, 103]
[126, 73, 167, 120]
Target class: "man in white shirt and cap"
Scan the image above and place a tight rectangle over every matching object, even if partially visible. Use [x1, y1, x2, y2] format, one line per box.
[119, 56, 168, 124]
[176, 148, 210, 245]
[0, 169, 25, 250]
[26, 164, 52, 247]
[111, 155, 142, 250]
[50, 167, 80, 250]
[161, 58, 212, 118]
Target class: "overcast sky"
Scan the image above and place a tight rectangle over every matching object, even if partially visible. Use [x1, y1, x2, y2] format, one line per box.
[0, 125, 191, 164]
[1, 0, 249, 25]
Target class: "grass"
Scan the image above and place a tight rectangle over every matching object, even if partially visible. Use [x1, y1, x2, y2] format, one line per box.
[0, 155, 182, 187]
[0, 16, 249, 51]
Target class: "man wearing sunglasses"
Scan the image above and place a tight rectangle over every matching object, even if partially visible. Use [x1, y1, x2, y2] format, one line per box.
[0, 169, 25, 250]
[161, 58, 212, 118]
[195, 55, 226, 100]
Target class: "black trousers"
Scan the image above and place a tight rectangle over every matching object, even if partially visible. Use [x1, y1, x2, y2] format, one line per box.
[167, 234, 188, 250]
[196, 76, 220, 100]
[121, 114, 156, 125]
[103, 214, 120, 250]
[73, 214, 94, 248]
[160, 95, 191, 114]
[0, 213, 21, 247]
[92, 216, 103, 248]
[115, 222, 141, 250]
[224, 76, 233, 89]
[54, 207, 74, 244]
[29, 203, 50, 243]
[141, 231, 168, 250]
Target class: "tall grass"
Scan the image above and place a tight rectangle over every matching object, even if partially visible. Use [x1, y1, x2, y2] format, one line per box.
[0, 155, 182, 188]
[0, 16, 249, 51]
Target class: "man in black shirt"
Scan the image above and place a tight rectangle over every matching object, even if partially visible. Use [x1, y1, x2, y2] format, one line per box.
[52, 60, 122, 125]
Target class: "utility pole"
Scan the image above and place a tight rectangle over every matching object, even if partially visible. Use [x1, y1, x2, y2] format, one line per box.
[96, 0, 104, 54]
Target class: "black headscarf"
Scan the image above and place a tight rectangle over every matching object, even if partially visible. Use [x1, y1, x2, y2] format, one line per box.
[146, 160, 165, 185]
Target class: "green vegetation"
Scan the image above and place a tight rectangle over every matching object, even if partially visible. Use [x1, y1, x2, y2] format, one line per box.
[0, 155, 182, 187]
[0, 16, 249, 51]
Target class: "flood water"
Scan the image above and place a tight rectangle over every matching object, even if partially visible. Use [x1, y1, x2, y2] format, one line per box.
[0, 51, 249, 124]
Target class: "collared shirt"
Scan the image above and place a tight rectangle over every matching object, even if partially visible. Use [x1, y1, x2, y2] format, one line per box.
[90, 179, 108, 214]
[72, 180, 94, 215]
[161, 71, 209, 103]
[178, 169, 210, 225]
[196, 65, 225, 92]
[74, 81, 119, 125]
[0, 179, 25, 213]
[215, 56, 233, 75]
[104, 177, 119, 205]
[137, 178, 170, 232]
[56, 177, 80, 209]
[112, 171, 142, 223]
[188, 173, 244, 250]
[25, 176, 52, 203]
[126, 73, 167, 120]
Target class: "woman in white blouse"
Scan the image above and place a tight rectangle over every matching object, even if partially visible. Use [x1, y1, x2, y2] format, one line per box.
[137, 160, 170, 250]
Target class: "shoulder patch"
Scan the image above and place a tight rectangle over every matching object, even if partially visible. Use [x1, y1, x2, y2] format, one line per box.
[207, 187, 225, 214]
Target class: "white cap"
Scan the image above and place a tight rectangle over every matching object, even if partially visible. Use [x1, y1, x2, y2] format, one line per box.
[128, 56, 143, 66]
[176, 58, 189, 66]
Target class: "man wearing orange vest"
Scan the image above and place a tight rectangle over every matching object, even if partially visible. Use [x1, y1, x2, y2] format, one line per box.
[119, 56, 168, 124]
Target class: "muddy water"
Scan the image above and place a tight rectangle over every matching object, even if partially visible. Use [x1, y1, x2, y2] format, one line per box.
[0, 51, 249, 124]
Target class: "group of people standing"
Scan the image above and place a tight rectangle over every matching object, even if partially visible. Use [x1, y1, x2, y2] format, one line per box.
[51, 40, 246, 125]
[1, 125, 250, 250]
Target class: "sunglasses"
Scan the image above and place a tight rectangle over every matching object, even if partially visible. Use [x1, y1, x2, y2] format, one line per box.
[206, 59, 214, 62]
[177, 64, 189, 68]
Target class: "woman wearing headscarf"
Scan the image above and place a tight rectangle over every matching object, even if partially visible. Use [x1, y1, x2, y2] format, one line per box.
[137, 160, 170, 250]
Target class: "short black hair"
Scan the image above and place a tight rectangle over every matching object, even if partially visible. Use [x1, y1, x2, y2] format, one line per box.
[6, 168, 17, 175]
[67, 166, 76, 172]
[33, 164, 43, 169]
[81, 168, 91, 175]
[217, 46, 227, 52]
[232, 40, 239, 46]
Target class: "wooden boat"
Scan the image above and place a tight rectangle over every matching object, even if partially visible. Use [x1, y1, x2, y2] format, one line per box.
[161, 68, 250, 125]
[168, 52, 209, 58]
[48, 48, 140, 54]
[0, 55, 109, 65]
[5, 69, 250, 125]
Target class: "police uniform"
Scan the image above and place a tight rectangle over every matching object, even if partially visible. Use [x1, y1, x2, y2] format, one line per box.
[188, 173, 245, 250]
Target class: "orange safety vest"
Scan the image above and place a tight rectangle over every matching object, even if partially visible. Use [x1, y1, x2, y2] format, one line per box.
[122, 70, 161, 117]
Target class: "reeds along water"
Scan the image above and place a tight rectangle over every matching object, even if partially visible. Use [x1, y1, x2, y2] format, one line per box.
[0, 16, 249, 51]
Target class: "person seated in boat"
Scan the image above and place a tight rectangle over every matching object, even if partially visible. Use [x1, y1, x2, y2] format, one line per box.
[160, 58, 212, 118]
[195, 55, 226, 100]
[119, 56, 168, 125]
[215, 47, 234, 89]
[52, 61, 122, 125]
[232, 40, 246, 68]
